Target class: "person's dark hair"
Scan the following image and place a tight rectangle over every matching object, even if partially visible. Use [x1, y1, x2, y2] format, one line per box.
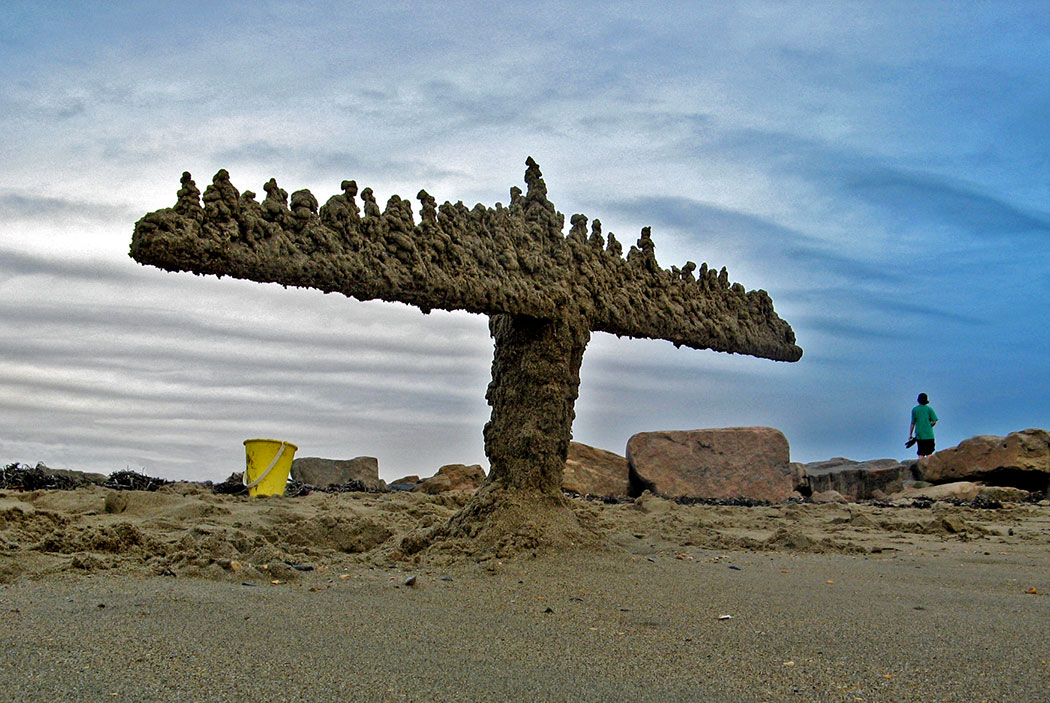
[917, 392, 929, 405]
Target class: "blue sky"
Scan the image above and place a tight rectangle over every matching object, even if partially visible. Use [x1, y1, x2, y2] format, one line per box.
[1, 1, 1047, 482]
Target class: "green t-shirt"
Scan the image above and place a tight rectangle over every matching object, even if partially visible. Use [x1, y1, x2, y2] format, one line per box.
[911, 404, 939, 440]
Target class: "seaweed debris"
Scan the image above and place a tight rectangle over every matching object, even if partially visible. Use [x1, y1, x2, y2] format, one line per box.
[103, 470, 172, 492]
[0, 463, 87, 490]
[212, 473, 249, 496]
[210, 474, 381, 497]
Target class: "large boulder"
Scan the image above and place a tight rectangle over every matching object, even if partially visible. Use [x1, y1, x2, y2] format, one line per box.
[413, 464, 486, 494]
[290, 456, 386, 491]
[803, 458, 909, 500]
[626, 427, 793, 501]
[917, 429, 1050, 492]
[562, 442, 630, 496]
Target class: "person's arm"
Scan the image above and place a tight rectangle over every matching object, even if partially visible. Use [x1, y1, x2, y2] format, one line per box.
[909, 421, 916, 439]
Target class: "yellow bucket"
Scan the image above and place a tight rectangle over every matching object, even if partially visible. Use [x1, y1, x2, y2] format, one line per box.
[242, 439, 298, 497]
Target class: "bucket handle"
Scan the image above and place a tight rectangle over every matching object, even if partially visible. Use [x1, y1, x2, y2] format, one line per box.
[243, 441, 288, 489]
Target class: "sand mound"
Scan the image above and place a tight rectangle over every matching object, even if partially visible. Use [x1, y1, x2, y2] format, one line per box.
[400, 486, 604, 563]
[2, 484, 1048, 584]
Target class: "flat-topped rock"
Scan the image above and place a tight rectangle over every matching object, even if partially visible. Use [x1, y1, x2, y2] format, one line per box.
[626, 427, 793, 501]
[894, 481, 981, 501]
[803, 457, 909, 500]
[291, 456, 386, 492]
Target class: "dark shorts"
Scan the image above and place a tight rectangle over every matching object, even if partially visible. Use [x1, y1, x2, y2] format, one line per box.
[917, 438, 935, 456]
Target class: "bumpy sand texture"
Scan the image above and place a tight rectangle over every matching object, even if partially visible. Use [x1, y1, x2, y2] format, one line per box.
[130, 159, 802, 553]
[2, 485, 1048, 580]
[1, 487, 1048, 701]
[130, 159, 801, 362]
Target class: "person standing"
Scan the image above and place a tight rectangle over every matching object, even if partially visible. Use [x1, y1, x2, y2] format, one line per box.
[909, 392, 939, 458]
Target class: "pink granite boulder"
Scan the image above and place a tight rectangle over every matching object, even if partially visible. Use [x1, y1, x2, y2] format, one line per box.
[626, 427, 793, 501]
[918, 429, 1050, 492]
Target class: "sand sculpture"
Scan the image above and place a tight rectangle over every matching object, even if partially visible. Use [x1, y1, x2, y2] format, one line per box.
[131, 158, 801, 553]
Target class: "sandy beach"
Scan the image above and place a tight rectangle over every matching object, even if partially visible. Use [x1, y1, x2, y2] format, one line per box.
[2, 485, 1048, 702]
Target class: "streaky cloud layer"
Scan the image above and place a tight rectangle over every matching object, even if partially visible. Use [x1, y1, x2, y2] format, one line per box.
[1, 1, 1047, 479]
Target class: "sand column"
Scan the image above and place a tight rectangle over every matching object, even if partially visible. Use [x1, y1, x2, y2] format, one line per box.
[482, 313, 591, 494]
